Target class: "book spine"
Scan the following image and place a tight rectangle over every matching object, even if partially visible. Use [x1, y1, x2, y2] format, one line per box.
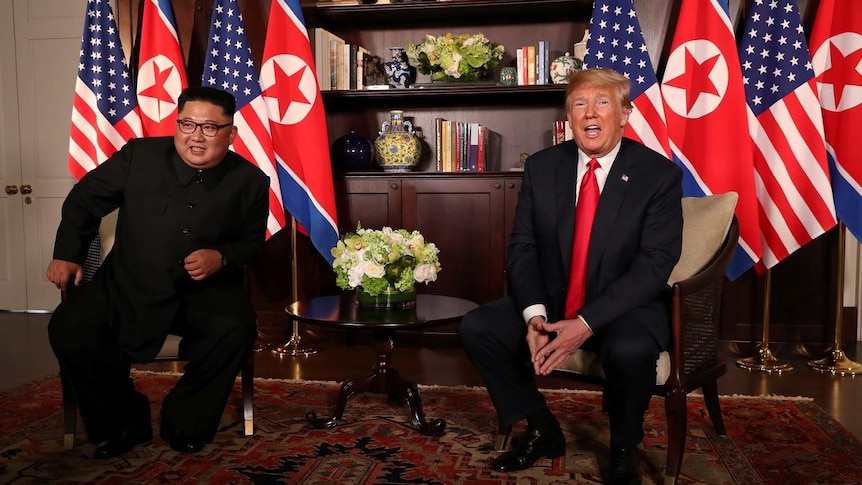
[527, 45, 537, 85]
[468, 123, 480, 172]
[516, 47, 524, 86]
[477, 125, 486, 172]
[538, 40, 549, 85]
[349, 44, 358, 90]
[434, 117, 444, 171]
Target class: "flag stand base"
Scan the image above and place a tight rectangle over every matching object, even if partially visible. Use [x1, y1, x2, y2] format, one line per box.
[736, 346, 793, 373]
[807, 350, 862, 376]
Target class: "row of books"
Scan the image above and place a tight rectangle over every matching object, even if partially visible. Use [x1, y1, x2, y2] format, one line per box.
[434, 119, 501, 172]
[552, 120, 574, 145]
[312, 28, 371, 91]
[514, 41, 551, 86]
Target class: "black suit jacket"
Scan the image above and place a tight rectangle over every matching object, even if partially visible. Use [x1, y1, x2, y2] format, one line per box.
[508, 138, 682, 344]
[53, 137, 269, 361]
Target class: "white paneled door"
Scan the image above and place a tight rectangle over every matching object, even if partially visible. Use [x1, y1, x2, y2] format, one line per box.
[0, 0, 84, 310]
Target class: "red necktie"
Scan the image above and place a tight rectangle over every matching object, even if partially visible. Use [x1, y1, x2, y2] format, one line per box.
[564, 159, 600, 319]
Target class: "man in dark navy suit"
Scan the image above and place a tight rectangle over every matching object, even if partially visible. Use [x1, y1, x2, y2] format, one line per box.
[460, 69, 683, 485]
[47, 87, 269, 458]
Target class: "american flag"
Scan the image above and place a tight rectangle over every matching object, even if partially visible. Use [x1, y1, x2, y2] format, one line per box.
[740, 0, 836, 271]
[583, 0, 671, 159]
[137, 0, 187, 136]
[202, 0, 287, 239]
[661, 0, 762, 279]
[809, 0, 862, 241]
[68, 0, 142, 180]
[260, 0, 338, 264]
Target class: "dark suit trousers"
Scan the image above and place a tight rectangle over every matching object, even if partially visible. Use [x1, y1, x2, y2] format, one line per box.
[459, 297, 662, 446]
[48, 274, 256, 443]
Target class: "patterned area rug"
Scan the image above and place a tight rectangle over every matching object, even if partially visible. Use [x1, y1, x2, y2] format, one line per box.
[1, 371, 861, 484]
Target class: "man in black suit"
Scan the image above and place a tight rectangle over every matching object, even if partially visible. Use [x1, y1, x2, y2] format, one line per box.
[47, 86, 269, 458]
[460, 68, 683, 485]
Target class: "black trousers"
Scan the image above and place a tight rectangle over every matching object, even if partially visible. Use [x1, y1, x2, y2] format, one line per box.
[48, 276, 256, 444]
[459, 297, 663, 446]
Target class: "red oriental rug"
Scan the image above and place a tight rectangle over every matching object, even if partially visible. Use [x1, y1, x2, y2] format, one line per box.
[1, 371, 861, 484]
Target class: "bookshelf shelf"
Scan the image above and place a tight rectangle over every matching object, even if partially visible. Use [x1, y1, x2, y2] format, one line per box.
[322, 84, 567, 109]
[305, 0, 592, 27]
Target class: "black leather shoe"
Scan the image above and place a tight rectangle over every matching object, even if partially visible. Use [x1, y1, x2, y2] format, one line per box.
[609, 445, 642, 485]
[92, 424, 153, 459]
[160, 420, 204, 454]
[167, 433, 204, 454]
[490, 426, 566, 472]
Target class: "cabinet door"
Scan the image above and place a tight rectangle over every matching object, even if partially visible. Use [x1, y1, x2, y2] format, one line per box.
[401, 177, 507, 304]
[335, 176, 402, 231]
[503, 176, 522, 295]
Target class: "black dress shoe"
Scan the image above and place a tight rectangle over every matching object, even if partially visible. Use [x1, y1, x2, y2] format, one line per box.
[160, 420, 204, 454]
[167, 433, 204, 454]
[491, 426, 566, 472]
[92, 424, 153, 459]
[609, 445, 642, 485]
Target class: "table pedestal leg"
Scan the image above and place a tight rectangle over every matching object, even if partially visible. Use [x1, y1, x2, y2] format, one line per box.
[307, 329, 446, 436]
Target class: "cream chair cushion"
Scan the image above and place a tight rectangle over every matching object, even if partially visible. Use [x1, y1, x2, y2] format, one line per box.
[556, 192, 738, 385]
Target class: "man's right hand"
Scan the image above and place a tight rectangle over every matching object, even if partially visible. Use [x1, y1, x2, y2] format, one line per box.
[46, 259, 83, 292]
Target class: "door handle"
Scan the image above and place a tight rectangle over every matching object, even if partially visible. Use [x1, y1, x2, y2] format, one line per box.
[20, 184, 32, 194]
[4, 185, 18, 195]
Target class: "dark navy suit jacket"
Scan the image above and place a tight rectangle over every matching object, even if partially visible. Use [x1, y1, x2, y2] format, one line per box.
[507, 137, 683, 347]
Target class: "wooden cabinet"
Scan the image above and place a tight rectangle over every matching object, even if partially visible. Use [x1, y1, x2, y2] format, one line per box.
[334, 173, 522, 306]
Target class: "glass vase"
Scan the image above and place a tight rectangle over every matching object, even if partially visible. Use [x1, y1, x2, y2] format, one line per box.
[356, 285, 416, 309]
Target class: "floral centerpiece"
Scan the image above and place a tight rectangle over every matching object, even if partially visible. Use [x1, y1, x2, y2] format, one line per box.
[331, 225, 442, 308]
[407, 33, 505, 82]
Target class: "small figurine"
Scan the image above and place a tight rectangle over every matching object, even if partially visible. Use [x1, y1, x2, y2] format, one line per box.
[363, 55, 387, 87]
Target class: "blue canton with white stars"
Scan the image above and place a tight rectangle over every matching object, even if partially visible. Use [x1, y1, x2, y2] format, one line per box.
[203, 0, 260, 106]
[739, 0, 814, 115]
[79, 0, 136, 123]
[584, 0, 658, 99]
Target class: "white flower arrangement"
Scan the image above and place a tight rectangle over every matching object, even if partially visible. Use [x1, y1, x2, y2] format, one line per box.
[331, 225, 442, 296]
[407, 33, 505, 81]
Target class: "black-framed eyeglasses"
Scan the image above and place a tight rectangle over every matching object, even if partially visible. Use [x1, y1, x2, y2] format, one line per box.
[176, 119, 232, 137]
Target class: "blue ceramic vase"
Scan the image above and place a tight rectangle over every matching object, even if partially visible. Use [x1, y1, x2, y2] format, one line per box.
[331, 128, 374, 172]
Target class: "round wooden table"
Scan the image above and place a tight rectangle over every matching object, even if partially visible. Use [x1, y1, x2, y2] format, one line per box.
[286, 294, 478, 436]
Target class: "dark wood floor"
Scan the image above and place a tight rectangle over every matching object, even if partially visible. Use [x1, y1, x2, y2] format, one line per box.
[4, 311, 862, 441]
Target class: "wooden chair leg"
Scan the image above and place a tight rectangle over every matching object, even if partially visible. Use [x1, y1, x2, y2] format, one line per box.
[494, 424, 512, 451]
[241, 353, 254, 436]
[701, 379, 726, 435]
[663, 393, 687, 485]
[61, 372, 77, 450]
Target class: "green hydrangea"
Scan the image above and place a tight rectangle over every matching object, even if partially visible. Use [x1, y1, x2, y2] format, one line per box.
[331, 223, 442, 296]
[407, 33, 505, 81]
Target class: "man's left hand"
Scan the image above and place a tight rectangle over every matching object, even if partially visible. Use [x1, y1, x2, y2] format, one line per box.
[532, 317, 592, 375]
[183, 249, 223, 281]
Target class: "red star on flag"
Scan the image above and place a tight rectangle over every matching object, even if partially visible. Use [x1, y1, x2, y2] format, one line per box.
[139, 63, 177, 116]
[663, 48, 720, 114]
[817, 43, 862, 109]
[263, 62, 310, 122]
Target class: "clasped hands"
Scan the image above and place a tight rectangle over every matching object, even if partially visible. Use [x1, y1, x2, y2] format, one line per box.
[46, 249, 224, 291]
[527, 315, 592, 375]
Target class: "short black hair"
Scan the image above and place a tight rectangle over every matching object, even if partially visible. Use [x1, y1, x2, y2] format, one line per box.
[177, 86, 237, 117]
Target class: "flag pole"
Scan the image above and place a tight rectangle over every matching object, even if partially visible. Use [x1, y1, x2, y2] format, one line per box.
[808, 222, 862, 375]
[737, 269, 794, 373]
[272, 217, 317, 356]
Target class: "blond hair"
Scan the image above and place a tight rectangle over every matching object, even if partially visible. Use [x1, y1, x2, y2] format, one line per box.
[565, 68, 633, 112]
